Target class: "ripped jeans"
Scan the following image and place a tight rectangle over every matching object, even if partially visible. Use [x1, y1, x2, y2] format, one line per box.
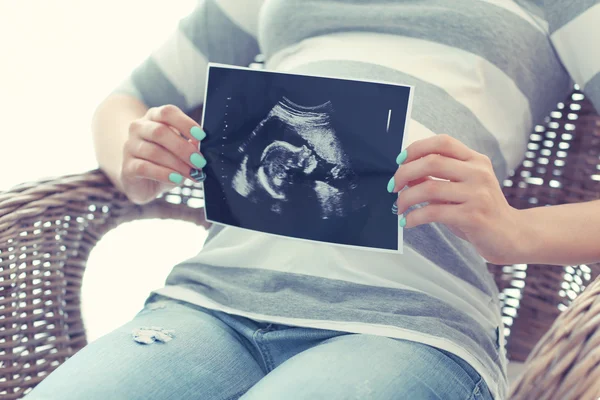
[26, 297, 494, 400]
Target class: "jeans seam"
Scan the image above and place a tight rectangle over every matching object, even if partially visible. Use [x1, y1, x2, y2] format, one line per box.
[252, 330, 275, 373]
[258, 338, 275, 371]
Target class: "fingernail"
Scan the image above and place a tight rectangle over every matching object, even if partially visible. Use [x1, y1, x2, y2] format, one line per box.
[387, 177, 396, 193]
[392, 202, 398, 214]
[396, 149, 408, 165]
[399, 214, 407, 228]
[190, 126, 206, 141]
[169, 172, 183, 184]
[190, 153, 207, 169]
[190, 168, 206, 182]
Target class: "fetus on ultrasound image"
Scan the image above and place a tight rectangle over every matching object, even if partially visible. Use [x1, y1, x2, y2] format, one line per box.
[201, 65, 412, 251]
[231, 97, 364, 219]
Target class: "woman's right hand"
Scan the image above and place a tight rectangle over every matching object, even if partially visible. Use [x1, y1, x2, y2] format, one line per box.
[119, 104, 207, 205]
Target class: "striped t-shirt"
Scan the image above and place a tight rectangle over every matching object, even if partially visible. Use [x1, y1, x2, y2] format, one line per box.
[114, 2, 600, 399]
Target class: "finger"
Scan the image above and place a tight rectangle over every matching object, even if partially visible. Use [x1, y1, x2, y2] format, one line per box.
[402, 203, 462, 229]
[391, 154, 474, 192]
[400, 177, 451, 194]
[405, 176, 433, 188]
[128, 139, 197, 181]
[146, 104, 205, 144]
[125, 158, 187, 185]
[395, 180, 469, 215]
[400, 134, 475, 165]
[134, 121, 207, 171]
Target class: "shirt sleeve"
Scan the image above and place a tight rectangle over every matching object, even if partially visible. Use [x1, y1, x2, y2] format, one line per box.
[112, 0, 264, 112]
[545, 1, 600, 112]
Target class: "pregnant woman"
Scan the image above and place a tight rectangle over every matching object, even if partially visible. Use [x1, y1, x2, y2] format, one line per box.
[26, 1, 600, 399]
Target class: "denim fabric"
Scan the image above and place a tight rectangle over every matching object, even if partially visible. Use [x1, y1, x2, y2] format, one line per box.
[26, 297, 494, 400]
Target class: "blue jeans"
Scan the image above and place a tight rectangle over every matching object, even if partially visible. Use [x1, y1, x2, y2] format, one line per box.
[27, 297, 494, 399]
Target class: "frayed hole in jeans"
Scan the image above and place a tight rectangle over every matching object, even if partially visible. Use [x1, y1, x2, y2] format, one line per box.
[132, 327, 175, 345]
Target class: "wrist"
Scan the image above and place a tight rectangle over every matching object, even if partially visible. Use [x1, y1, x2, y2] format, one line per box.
[510, 207, 546, 265]
[99, 162, 127, 194]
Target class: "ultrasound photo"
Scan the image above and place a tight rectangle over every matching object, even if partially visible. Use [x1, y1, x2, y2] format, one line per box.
[198, 64, 413, 252]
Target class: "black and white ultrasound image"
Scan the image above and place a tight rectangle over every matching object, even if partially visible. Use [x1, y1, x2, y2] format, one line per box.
[200, 65, 412, 251]
[233, 97, 362, 219]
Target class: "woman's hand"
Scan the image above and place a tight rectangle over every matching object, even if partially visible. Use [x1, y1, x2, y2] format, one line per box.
[120, 104, 207, 205]
[390, 134, 522, 265]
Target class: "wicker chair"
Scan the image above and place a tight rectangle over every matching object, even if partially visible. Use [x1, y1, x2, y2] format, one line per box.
[1, 91, 600, 400]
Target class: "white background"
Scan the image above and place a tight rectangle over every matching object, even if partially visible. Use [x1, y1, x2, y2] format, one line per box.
[0, 0, 208, 341]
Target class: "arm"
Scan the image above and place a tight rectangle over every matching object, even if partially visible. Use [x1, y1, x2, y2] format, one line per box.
[517, 201, 600, 265]
[93, 0, 264, 199]
[391, 134, 600, 267]
[507, 0, 600, 265]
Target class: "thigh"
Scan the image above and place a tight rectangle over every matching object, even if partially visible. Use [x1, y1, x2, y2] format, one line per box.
[27, 300, 265, 400]
[240, 334, 492, 400]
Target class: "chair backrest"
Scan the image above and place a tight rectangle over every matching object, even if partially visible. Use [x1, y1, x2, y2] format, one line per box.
[488, 87, 600, 362]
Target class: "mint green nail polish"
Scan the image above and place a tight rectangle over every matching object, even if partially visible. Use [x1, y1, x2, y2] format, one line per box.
[387, 177, 396, 193]
[190, 126, 206, 141]
[169, 172, 183, 184]
[399, 215, 407, 228]
[396, 149, 408, 165]
[190, 153, 207, 169]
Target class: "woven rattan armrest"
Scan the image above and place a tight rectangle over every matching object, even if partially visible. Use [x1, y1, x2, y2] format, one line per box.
[509, 275, 600, 399]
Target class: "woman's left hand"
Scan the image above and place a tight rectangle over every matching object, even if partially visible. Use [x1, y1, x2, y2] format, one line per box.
[391, 134, 522, 265]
